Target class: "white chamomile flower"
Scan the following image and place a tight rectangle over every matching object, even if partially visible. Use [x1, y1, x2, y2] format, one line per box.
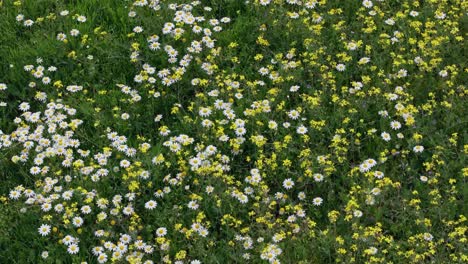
[296, 125, 308, 135]
[381, 132, 391, 141]
[312, 197, 323, 206]
[282, 178, 295, 189]
[38, 224, 51, 236]
[145, 200, 158, 209]
[156, 227, 167, 237]
[67, 243, 79, 254]
[413, 145, 424, 153]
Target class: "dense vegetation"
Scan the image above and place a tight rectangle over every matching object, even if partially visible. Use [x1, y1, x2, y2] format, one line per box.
[0, 0, 466, 263]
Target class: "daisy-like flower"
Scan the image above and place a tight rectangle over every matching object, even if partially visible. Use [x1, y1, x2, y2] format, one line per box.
[296, 125, 308, 135]
[385, 18, 395, 25]
[38, 224, 51, 236]
[259, 0, 271, 5]
[290, 85, 300, 92]
[9, 190, 21, 200]
[62, 235, 75, 245]
[313, 173, 324, 182]
[366, 158, 377, 167]
[72, 216, 84, 227]
[206, 185, 214, 194]
[390, 121, 401, 130]
[92, 226, 105, 237]
[288, 110, 300, 120]
[122, 205, 134, 215]
[192, 222, 203, 231]
[198, 227, 209, 237]
[100, 242, 112, 253]
[381, 132, 391, 141]
[120, 234, 131, 244]
[56, 33, 67, 41]
[413, 145, 424, 153]
[55, 204, 64, 213]
[145, 200, 158, 209]
[312, 197, 323, 206]
[188, 200, 199, 210]
[205, 145, 217, 155]
[133, 26, 143, 33]
[268, 120, 278, 130]
[149, 42, 161, 50]
[42, 77, 51, 84]
[410, 11, 419, 17]
[283, 178, 295, 189]
[374, 171, 384, 179]
[115, 242, 127, 253]
[439, 70, 448, 77]
[19, 102, 30, 111]
[144, 245, 154, 254]
[70, 29, 80, 36]
[362, 0, 373, 8]
[359, 162, 371, 172]
[435, 11, 446, 20]
[77, 15, 87, 23]
[259, 67, 269, 75]
[120, 159, 131, 168]
[238, 195, 249, 204]
[67, 243, 79, 254]
[97, 253, 108, 263]
[353, 210, 363, 218]
[358, 57, 371, 64]
[235, 127, 247, 136]
[368, 247, 378, 255]
[336, 63, 346, 71]
[30, 166, 41, 175]
[80, 205, 92, 214]
[156, 227, 167, 237]
[347, 42, 358, 50]
[24, 19, 34, 27]
[371, 188, 381, 195]
[121, 113, 130, 120]
[199, 107, 212, 117]
[423, 233, 433, 241]
[92, 246, 103, 256]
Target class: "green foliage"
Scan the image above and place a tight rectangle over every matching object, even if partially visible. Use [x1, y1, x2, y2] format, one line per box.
[0, 0, 466, 263]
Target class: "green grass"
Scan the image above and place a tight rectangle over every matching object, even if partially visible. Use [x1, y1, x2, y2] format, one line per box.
[0, 0, 467, 263]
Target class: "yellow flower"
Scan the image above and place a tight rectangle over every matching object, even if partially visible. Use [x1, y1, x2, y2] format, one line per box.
[175, 250, 187, 260]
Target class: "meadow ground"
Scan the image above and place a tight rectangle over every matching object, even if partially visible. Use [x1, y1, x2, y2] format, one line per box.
[0, 0, 467, 263]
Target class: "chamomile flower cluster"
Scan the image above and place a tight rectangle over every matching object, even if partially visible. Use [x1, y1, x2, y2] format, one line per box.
[0, 0, 466, 263]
